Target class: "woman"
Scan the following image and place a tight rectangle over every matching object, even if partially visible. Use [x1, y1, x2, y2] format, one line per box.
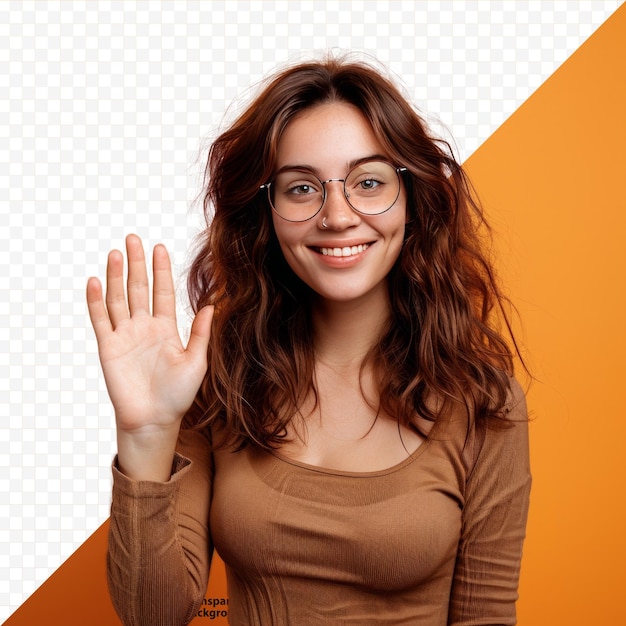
[87, 55, 531, 625]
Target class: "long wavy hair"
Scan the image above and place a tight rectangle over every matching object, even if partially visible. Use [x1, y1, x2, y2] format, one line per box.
[184, 55, 523, 449]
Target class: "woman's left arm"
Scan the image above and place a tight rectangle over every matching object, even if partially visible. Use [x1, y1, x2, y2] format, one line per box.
[448, 379, 532, 626]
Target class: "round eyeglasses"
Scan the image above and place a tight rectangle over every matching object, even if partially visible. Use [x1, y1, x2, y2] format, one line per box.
[260, 160, 407, 222]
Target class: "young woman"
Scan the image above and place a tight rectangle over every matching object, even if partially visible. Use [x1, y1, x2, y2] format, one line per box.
[87, 55, 531, 625]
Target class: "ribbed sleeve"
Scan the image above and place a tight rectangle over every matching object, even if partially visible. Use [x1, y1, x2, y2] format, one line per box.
[447, 380, 532, 625]
[107, 428, 214, 626]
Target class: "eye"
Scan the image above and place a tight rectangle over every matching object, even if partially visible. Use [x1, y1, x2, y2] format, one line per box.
[358, 178, 382, 190]
[287, 183, 318, 195]
[352, 176, 385, 194]
[274, 171, 322, 199]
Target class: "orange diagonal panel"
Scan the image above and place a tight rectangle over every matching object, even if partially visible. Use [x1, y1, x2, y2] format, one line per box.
[2, 520, 230, 626]
[2, 521, 121, 626]
[464, 3, 626, 624]
[5, 5, 626, 625]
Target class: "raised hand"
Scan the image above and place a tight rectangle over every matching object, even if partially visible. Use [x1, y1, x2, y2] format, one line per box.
[86, 234, 213, 480]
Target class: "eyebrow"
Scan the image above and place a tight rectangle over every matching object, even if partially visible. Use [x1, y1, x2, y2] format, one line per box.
[274, 154, 390, 177]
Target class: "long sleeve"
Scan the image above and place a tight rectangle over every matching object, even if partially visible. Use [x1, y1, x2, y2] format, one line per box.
[448, 379, 532, 626]
[107, 427, 214, 626]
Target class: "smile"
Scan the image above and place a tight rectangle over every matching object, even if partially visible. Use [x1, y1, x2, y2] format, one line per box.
[316, 243, 370, 257]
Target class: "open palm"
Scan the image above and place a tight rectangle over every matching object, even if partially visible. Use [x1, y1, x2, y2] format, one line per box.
[87, 235, 213, 463]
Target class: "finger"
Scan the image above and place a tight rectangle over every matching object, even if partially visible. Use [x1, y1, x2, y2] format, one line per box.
[86, 277, 113, 341]
[185, 305, 214, 364]
[125, 234, 151, 316]
[105, 248, 130, 327]
[152, 244, 177, 320]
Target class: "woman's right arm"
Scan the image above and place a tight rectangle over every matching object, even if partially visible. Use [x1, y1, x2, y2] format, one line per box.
[87, 234, 215, 625]
[107, 427, 215, 626]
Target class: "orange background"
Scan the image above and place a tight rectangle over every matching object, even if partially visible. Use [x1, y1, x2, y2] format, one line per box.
[466, 3, 626, 623]
[4, 5, 626, 625]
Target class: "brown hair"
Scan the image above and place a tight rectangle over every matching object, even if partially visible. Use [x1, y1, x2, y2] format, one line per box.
[185, 54, 523, 449]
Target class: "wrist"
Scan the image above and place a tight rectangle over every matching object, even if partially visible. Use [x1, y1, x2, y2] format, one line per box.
[116, 422, 182, 482]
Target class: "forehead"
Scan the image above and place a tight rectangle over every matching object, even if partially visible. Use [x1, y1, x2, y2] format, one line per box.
[276, 102, 387, 172]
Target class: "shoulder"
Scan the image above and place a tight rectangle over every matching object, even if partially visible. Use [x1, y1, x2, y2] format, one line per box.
[427, 376, 529, 480]
[478, 376, 529, 454]
[471, 377, 530, 487]
[503, 376, 528, 422]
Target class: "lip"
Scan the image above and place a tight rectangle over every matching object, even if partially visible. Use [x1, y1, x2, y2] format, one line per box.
[307, 240, 375, 267]
[308, 238, 375, 249]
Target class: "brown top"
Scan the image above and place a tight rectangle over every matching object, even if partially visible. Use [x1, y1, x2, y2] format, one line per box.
[107, 380, 530, 625]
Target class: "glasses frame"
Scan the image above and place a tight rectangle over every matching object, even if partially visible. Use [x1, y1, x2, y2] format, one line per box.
[260, 160, 408, 222]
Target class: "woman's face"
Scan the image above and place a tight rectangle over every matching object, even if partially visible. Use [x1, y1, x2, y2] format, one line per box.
[271, 101, 407, 309]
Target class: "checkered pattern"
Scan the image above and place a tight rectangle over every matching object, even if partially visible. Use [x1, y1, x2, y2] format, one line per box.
[1, 0, 621, 618]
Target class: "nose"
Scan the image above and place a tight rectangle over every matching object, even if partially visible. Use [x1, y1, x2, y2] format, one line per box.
[318, 180, 360, 230]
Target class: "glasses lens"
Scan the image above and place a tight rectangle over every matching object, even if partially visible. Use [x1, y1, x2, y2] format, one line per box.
[268, 161, 402, 221]
[344, 161, 400, 215]
[270, 170, 324, 221]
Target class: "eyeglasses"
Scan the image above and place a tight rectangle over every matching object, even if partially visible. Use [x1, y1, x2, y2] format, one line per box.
[261, 160, 407, 222]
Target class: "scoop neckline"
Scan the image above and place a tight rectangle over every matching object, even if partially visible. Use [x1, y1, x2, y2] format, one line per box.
[268, 418, 440, 478]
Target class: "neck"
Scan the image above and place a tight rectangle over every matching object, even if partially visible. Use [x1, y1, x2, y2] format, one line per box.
[311, 286, 391, 370]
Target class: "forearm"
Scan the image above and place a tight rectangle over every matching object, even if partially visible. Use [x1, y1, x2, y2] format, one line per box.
[107, 456, 210, 626]
[108, 428, 215, 626]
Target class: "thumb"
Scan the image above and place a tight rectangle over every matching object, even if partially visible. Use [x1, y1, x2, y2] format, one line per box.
[185, 305, 214, 362]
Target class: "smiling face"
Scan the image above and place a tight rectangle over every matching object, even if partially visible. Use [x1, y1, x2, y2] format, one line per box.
[271, 101, 407, 311]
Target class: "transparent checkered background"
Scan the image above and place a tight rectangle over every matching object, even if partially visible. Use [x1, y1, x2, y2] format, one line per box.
[1, 0, 621, 619]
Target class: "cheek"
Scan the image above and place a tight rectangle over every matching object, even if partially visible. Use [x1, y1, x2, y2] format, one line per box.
[391, 227, 406, 263]
[271, 219, 306, 269]
[271, 218, 293, 251]
[388, 206, 408, 242]
[385, 213, 407, 265]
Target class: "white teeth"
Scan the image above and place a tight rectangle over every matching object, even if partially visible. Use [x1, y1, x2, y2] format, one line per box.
[320, 244, 368, 257]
